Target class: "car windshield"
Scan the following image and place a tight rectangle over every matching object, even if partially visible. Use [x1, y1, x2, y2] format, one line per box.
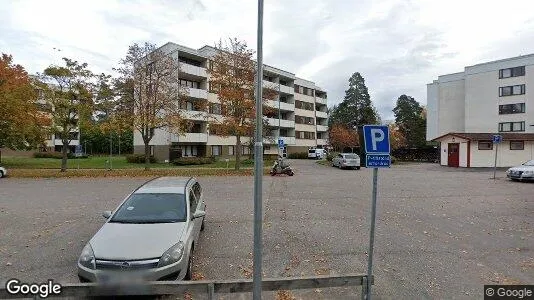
[110, 193, 187, 224]
[344, 154, 359, 159]
[523, 160, 534, 166]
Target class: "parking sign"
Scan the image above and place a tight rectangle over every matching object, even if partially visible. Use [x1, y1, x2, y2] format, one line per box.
[278, 138, 284, 149]
[492, 135, 502, 144]
[362, 125, 391, 168]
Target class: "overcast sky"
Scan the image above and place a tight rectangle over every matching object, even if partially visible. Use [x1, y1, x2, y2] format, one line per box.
[1, 0, 534, 120]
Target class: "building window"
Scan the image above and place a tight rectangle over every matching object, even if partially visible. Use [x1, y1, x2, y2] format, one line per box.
[228, 145, 234, 156]
[295, 115, 315, 125]
[499, 66, 525, 79]
[182, 145, 198, 157]
[264, 145, 271, 151]
[178, 56, 202, 67]
[498, 121, 525, 132]
[295, 100, 314, 111]
[211, 145, 222, 156]
[242, 146, 250, 155]
[510, 141, 524, 150]
[294, 84, 299, 93]
[478, 141, 493, 150]
[150, 145, 155, 156]
[295, 131, 316, 140]
[179, 79, 199, 89]
[209, 103, 222, 114]
[499, 84, 525, 96]
[499, 103, 525, 114]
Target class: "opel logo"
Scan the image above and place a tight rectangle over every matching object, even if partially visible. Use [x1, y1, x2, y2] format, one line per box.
[120, 262, 130, 270]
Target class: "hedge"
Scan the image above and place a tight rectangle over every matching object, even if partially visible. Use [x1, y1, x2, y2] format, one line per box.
[287, 152, 308, 159]
[33, 152, 88, 159]
[125, 154, 157, 164]
[171, 156, 216, 166]
[326, 152, 339, 162]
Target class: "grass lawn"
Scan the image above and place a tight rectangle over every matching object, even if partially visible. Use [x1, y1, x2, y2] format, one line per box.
[1, 155, 273, 170]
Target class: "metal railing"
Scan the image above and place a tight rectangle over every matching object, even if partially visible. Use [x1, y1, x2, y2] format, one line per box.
[0, 274, 372, 299]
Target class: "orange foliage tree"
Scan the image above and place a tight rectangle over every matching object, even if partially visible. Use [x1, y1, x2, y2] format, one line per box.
[328, 124, 358, 152]
[389, 123, 406, 150]
[0, 54, 47, 161]
[207, 38, 277, 169]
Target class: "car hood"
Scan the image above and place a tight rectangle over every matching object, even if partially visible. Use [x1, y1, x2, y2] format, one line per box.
[90, 222, 186, 260]
[508, 166, 534, 172]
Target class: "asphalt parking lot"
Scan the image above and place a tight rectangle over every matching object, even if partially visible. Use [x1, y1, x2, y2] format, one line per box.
[0, 160, 532, 299]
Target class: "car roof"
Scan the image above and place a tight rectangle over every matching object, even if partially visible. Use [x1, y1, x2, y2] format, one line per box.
[134, 176, 195, 194]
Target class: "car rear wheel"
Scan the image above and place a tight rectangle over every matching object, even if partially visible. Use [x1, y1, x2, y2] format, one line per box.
[0, 171, 3, 178]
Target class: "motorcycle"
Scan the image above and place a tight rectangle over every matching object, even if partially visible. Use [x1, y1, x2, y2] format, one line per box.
[270, 157, 294, 176]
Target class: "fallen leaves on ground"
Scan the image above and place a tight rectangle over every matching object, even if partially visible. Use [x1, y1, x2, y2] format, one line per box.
[191, 272, 205, 281]
[276, 290, 296, 300]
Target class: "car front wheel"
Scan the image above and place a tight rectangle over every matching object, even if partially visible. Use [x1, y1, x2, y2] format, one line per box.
[184, 253, 193, 280]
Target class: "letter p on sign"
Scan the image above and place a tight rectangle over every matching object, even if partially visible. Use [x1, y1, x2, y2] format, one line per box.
[363, 125, 390, 154]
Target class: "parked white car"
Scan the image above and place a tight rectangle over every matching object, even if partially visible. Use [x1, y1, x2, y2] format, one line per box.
[0, 166, 7, 178]
[506, 160, 534, 182]
[308, 148, 326, 160]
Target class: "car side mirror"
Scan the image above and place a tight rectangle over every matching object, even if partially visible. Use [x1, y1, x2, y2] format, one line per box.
[102, 211, 112, 219]
[192, 210, 206, 220]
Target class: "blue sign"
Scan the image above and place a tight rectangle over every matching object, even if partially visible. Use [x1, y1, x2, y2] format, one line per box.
[366, 154, 391, 167]
[363, 125, 390, 168]
[278, 138, 284, 149]
[492, 135, 502, 144]
[363, 125, 391, 154]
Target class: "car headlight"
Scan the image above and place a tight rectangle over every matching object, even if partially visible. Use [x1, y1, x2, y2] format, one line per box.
[79, 243, 95, 269]
[506, 169, 512, 174]
[157, 242, 185, 268]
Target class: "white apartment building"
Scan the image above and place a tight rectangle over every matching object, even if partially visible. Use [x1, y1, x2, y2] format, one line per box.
[427, 54, 534, 167]
[133, 42, 329, 161]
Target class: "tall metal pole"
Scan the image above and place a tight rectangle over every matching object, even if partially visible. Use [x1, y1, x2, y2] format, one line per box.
[253, 0, 264, 298]
[366, 168, 378, 300]
[109, 132, 113, 170]
[493, 143, 498, 180]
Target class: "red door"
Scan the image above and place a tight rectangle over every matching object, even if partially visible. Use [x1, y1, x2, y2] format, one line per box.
[448, 143, 459, 167]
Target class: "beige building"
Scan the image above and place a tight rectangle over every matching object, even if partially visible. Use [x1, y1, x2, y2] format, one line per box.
[133, 42, 329, 161]
[427, 54, 534, 167]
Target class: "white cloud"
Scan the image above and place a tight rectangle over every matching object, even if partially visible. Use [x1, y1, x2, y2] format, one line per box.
[1, 0, 534, 120]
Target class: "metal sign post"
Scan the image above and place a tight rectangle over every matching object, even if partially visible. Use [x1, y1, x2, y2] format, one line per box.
[492, 135, 502, 180]
[253, 0, 264, 299]
[359, 125, 391, 300]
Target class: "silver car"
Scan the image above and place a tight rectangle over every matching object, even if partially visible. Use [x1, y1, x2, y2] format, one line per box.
[0, 166, 6, 178]
[332, 153, 361, 170]
[506, 160, 534, 181]
[77, 177, 206, 283]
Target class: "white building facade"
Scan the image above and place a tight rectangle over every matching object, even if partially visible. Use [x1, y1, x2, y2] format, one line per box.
[427, 54, 534, 167]
[133, 42, 329, 161]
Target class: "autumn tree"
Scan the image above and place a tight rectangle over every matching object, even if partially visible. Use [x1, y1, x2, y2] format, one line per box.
[207, 38, 277, 170]
[38, 58, 94, 171]
[329, 124, 358, 152]
[0, 54, 47, 161]
[393, 94, 426, 148]
[389, 123, 406, 150]
[115, 42, 192, 170]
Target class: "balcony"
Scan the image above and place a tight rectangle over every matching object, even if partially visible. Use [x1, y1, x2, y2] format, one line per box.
[180, 63, 207, 78]
[316, 111, 328, 119]
[187, 87, 208, 99]
[265, 100, 295, 111]
[316, 124, 328, 132]
[180, 110, 208, 122]
[317, 139, 328, 146]
[280, 84, 294, 94]
[315, 97, 327, 105]
[263, 136, 296, 145]
[262, 79, 278, 90]
[267, 118, 295, 128]
[170, 133, 208, 143]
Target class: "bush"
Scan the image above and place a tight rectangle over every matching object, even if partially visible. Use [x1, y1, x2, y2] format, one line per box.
[288, 152, 308, 159]
[33, 152, 63, 159]
[171, 156, 216, 166]
[126, 154, 157, 164]
[326, 152, 339, 162]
